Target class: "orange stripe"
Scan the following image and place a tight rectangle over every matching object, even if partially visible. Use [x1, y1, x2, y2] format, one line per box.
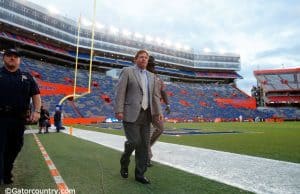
[46, 160, 53, 165]
[33, 134, 70, 194]
[57, 183, 70, 193]
[50, 169, 59, 176]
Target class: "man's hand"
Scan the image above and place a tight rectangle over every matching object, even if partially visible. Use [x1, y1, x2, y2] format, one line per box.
[30, 111, 40, 123]
[116, 112, 124, 120]
[158, 114, 163, 121]
[165, 105, 171, 115]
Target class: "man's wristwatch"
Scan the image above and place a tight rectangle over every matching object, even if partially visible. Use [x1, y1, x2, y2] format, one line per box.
[34, 110, 41, 113]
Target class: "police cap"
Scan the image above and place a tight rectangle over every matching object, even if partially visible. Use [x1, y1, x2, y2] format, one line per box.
[3, 48, 21, 57]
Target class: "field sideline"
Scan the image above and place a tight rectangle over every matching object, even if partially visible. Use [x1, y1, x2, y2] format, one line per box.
[1, 131, 249, 194]
[1, 121, 299, 193]
[76, 121, 300, 163]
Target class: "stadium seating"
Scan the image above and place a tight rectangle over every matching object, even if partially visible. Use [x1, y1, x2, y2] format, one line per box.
[1, 54, 298, 121]
[163, 82, 268, 120]
[256, 73, 298, 91]
[257, 107, 300, 121]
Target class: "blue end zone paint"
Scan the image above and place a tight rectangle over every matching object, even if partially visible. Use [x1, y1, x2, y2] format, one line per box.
[163, 130, 241, 135]
[163, 128, 242, 135]
[95, 124, 241, 135]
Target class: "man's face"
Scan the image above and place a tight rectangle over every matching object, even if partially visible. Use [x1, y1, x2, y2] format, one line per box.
[3, 54, 21, 72]
[135, 52, 149, 70]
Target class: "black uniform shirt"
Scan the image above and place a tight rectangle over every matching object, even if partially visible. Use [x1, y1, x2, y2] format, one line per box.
[0, 67, 40, 113]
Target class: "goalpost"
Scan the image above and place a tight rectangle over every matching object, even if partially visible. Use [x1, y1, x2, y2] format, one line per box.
[59, 0, 97, 106]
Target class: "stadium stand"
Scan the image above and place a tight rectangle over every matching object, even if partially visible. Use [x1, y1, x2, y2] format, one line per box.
[1, 54, 271, 121]
[253, 68, 300, 120]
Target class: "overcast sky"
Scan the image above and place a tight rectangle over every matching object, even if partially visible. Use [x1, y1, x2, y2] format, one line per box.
[28, 0, 300, 94]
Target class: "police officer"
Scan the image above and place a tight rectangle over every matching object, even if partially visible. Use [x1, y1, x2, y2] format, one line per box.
[0, 48, 41, 184]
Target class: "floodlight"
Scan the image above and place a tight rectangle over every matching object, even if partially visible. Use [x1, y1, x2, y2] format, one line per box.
[219, 48, 225, 54]
[175, 43, 182, 50]
[155, 37, 163, 45]
[145, 35, 153, 42]
[96, 22, 105, 30]
[47, 5, 59, 15]
[164, 39, 172, 47]
[134, 32, 143, 39]
[109, 26, 119, 35]
[82, 18, 92, 26]
[183, 45, 190, 51]
[122, 29, 131, 37]
[204, 48, 211, 52]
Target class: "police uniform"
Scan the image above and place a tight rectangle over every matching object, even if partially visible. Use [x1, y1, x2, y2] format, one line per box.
[0, 66, 40, 183]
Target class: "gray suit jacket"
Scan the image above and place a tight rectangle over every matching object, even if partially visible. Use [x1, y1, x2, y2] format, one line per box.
[114, 66, 162, 122]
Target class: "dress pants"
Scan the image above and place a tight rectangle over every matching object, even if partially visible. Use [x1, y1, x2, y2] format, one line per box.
[121, 108, 151, 178]
[148, 116, 164, 159]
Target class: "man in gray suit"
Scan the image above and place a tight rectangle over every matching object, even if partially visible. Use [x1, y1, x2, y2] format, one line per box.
[115, 49, 162, 184]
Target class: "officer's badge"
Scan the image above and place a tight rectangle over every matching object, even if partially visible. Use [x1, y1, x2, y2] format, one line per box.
[22, 75, 28, 81]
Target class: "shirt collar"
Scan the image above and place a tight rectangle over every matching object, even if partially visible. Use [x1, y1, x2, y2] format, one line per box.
[135, 65, 146, 73]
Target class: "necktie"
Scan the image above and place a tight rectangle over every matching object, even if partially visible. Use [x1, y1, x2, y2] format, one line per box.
[141, 70, 148, 110]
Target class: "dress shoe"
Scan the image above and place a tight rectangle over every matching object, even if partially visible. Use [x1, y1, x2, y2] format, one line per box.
[120, 168, 128, 178]
[135, 176, 150, 184]
[147, 161, 153, 167]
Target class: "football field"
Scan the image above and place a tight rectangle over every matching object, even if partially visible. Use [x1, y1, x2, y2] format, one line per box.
[1, 122, 299, 194]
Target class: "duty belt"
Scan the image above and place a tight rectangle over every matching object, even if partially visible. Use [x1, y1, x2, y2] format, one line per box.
[0, 106, 27, 118]
[0, 106, 14, 112]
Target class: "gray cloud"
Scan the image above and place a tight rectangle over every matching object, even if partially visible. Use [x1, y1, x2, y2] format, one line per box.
[255, 45, 300, 59]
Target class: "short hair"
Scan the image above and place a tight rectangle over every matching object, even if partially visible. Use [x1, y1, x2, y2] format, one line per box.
[134, 49, 149, 59]
[148, 55, 157, 66]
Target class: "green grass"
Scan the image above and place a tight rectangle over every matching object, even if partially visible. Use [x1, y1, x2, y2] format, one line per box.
[4, 121, 299, 193]
[74, 122, 300, 163]
[0, 135, 56, 192]
[5, 133, 250, 194]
